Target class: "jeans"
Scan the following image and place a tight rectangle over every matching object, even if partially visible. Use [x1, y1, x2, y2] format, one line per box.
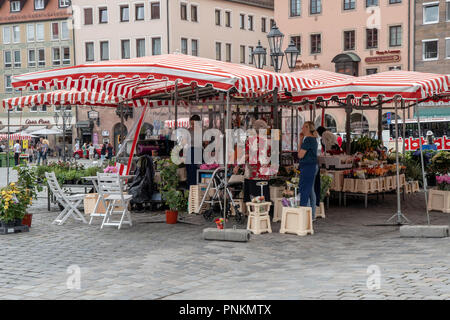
[37, 152, 42, 165]
[299, 162, 317, 218]
[14, 153, 20, 166]
[307, 165, 319, 219]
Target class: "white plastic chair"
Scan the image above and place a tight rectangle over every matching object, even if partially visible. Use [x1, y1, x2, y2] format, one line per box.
[45, 172, 87, 225]
[96, 173, 133, 229]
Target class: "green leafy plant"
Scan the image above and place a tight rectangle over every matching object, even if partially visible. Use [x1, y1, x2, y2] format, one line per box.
[157, 158, 188, 212]
[320, 175, 332, 202]
[429, 151, 450, 176]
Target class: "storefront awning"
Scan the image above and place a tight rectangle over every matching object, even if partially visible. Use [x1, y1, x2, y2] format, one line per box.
[76, 121, 91, 128]
[415, 107, 450, 118]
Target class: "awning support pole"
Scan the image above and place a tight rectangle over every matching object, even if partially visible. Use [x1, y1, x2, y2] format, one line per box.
[290, 105, 294, 151]
[345, 97, 351, 155]
[387, 98, 410, 225]
[6, 107, 10, 185]
[223, 92, 231, 226]
[415, 103, 430, 225]
[174, 81, 179, 130]
[402, 99, 406, 159]
[377, 97, 383, 145]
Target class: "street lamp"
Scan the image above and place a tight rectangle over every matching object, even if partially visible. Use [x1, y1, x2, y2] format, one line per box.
[252, 41, 267, 70]
[285, 41, 300, 72]
[267, 22, 285, 72]
[54, 107, 72, 161]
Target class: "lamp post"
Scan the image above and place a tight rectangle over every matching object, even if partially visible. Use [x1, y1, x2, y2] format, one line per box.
[54, 107, 72, 162]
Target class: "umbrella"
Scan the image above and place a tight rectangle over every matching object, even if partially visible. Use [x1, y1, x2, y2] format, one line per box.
[30, 128, 63, 135]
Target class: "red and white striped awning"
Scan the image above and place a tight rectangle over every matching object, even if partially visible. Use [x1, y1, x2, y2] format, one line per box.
[12, 54, 321, 97]
[289, 69, 355, 85]
[293, 71, 450, 102]
[0, 133, 34, 140]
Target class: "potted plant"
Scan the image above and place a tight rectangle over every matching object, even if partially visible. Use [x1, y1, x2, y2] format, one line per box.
[0, 183, 33, 229]
[428, 174, 450, 214]
[157, 159, 188, 224]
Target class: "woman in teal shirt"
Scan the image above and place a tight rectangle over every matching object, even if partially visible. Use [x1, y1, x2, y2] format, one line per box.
[297, 121, 318, 219]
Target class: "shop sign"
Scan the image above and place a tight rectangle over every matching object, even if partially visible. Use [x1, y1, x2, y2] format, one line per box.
[25, 119, 51, 125]
[294, 60, 320, 70]
[102, 130, 110, 136]
[365, 55, 401, 64]
[88, 110, 99, 119]
[375, 50, 401, 55]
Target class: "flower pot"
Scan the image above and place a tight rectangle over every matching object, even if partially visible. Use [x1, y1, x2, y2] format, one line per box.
[14, 218, 23, 227]
[22, 213, 33, 228]
[165, 210, 178, 224]
[0, 220, 15, 228]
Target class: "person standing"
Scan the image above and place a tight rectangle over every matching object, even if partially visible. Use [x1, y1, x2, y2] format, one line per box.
[186, 115, 203, 189]
[317, 126, 340, 153]
[101, 143, 107, 163]
[36, 138, 43, 165]
[107, 143, 113, 160]
[41, 139, 49, 165]
[298, 121, 319, 220]
[81, 143, 87, 159]
[13, 140, 21, 166]
[88, 143, 95, 160]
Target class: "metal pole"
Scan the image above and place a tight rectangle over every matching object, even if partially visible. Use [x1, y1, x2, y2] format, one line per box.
[402, 100, 406, 159]
[415, 103, 430, 225]
[290, 105, 294, 151]
[223, 92, 230, 226]
[345, 98, 351, 155]
[174, 81, 179, 130]
[377, 99, 383, 144]
[6, 108, 10, 184]
[63, 120, 66, 162]
[387, 98, 410, 225]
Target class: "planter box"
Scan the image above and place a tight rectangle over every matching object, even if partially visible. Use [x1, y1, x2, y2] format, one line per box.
[247, 214, 272, 235]
[273, 198, 283, 222]
[280, 206, 313, 236]
[84, 193, 106, 215]
[369, 178, 381, 193]
[0, 224, 29, 235]
[427, 189, 450, 213]
[385, 176, 394, 191]
[355, 179, 371, 194]
[342, 178, 355, 192]
[379, 177, 387, 192]
[246, 202, 271, 216]
[269, 186, 284, 200]
[188, 185, 209, 214]
[315, 202, 326, 219]
[326, 170, 344, 192]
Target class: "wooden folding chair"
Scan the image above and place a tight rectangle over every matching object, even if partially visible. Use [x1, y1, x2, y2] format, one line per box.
[45, 172, 87, 225]
[97, 173, 133, 229]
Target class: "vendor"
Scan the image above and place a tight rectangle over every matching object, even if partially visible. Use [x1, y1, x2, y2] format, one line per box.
[186, 114, 203, 188]
[317, 126, 340, 153]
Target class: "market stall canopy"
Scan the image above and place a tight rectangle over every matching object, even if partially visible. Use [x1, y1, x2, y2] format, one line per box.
[30, 128, 63, 135]
[288, 69, 355, 85]
[0, 126, 21, 133]
[11, 54, 322, 99]
[292, 71, 450, 102]
[0, 132, 36, 140]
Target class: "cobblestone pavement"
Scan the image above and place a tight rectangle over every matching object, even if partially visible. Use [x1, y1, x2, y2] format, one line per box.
[0, 167, 449, 300]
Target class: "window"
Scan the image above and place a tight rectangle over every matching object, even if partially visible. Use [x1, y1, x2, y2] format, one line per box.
[121, 39, 130, 59]
[290, 0, 301, 17]
[310, 0, 321, 14]
[61, 21, 69, 40]
[4, 51, 12, 68]
[3, 27, 11, 44]
[310, 34, 321, 54]
[28, 49, 36, 67]
[5, 75, 12, 93]
[51, 22, 59, 40]
[136, 38, 145, 57]
[36, 24, 44, 41]
[240, 45, 245, 63]
[120, 5, 129, 22]
[423, 3, 439, 24]
[366, 68, 378, 75]
[13, 26, 20, 43]
[389, 26, 402, 47]
[226, 43, 232, 62]
[151, 2, 160, 19]
[215, 9, 221, 26]
[100, 41, 109, 60]
[248, 16, 253, 31]
[366, 28, 378, 49]
[389, 66, 402, 70]
[366, 0, 378, 7]
[27, 24, 35, 42]
[135, 4, 145, 21]
[447, 1, 450, 21]
[343, 0, 355, 10]
[423, 39, 438, 60]
[291, 35, 301, 54]
[216, 42, 222, 60]
[181, 38, 188, 54]
[84, 8, 93, 25]
[59, 0, 70, 7]
[389, 0, 401, 3]
[62, 47, 70, 65]
[10, 1, 20, 12]
[191, 39, 198, 56]
[38, 48, 45, 67]
[446, 38, 450, 59]
[52, 47, 60, 66]
[152, 37, 161, 55]
[261, 17, 266, 32]
[240, 14, 245, 29]
[249, 46, 254, 64]
[180, 3, 187, 20]
[225, 11, 231, 27]
[344, 30, 355, 51]
[99, 7, 108, 23]
[191, 5, 198, 22]
[35, 0, 44, 10]
[270, 19, 275, 28]
[85, 42, 94, 61]
[13, 50, 21, 68]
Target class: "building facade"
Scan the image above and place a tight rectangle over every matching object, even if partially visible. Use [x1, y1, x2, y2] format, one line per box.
[0, 0, 75, 151]
[276, 0, 415, 136]
[71, 0, 274, 151]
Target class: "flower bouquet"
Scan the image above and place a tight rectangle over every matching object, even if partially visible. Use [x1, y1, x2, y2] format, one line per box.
[214, 217, 225, 229]
[436, 175, 450, 191]
[104, 165, 118, 174]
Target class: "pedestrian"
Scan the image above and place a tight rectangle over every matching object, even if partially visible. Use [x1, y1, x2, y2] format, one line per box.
[13, 140, 21, 166]
[186, 115, 202, 189]
[26, 146, 33, 163]
[101, 142, 107, 163]
[107, 143, 113, 160]
[316, 126, 340, 153]
[41, 139, 49, 165]
[298, 121, 319, 221]
[36, 138, 43, 165]
[82, 143, 87, 159]
[88, 143, 95, 160]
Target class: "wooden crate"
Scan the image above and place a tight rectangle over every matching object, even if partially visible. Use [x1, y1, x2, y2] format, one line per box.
[279, 206, 313, 236]
[427, 189, 450, 213]
[269, 186, 285, 200]
[342, 178, 355, 192]
[355, 179, 371, 194]
[188, 185, 209, 214]
[84, 193, 106, 215]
